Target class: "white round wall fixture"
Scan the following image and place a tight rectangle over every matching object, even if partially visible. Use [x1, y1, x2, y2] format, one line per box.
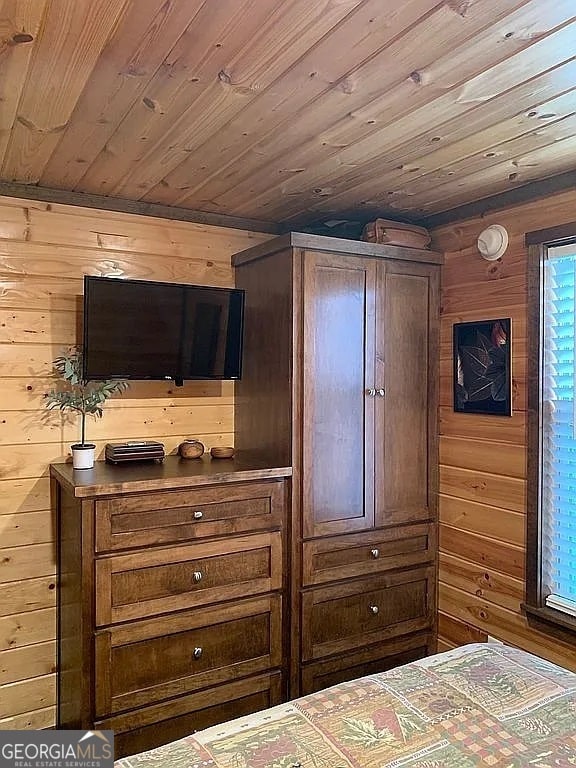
[477, 224, 509, 261]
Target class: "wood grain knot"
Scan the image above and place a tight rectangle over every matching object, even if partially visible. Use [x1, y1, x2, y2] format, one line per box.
[142, 96, 163, 113]
[12, 32, 34, 44]
[338, 78, 354, 95]
[487, 262, 503, 278]
[444, 0, 471, 17]
[17, 115, 68, 134]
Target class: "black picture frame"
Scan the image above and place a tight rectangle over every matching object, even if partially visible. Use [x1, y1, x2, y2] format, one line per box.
[453, 318, 512, 416]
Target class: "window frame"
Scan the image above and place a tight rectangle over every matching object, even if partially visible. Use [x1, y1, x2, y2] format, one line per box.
[525, 221, 576, 637]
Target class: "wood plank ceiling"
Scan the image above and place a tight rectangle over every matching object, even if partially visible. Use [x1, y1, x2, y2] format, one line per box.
[1, 0, 576, 229]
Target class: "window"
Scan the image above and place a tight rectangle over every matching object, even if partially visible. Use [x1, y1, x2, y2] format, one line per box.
[526, 223, 576, 635]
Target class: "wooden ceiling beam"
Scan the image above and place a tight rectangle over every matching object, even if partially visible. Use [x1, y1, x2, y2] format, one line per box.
[0, 0, 49, 169]
[276, 54, 576, 224]
[188, 0, 543, 216]
[368, 110, 576, 213]
[102, 0, 366, 201]
[0, 183, 281, 234]
[400, 134, 576, 213]
[313, 87, 576, 218]
[2, 0, 576, 225]
[420, 169, 576, 228]
[263, 16, 576, 222]
[1, 0, 130, 184]
[39, 0, 211, 191]
[143, 0, 441, 207]
[62, 0, 279, 197]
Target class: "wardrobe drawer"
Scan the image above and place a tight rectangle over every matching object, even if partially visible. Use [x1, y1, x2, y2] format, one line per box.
[95, 594, 282, 717]
[301, 566, 434, 661]
[300, 633, 432, 695]
[95, 481, 284, 551]
[95, 532, 282, 625]
[302, 523, 435, 586]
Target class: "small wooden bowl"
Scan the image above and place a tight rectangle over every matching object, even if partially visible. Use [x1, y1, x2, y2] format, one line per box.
[210, 446, 235, 459]
[179, 439, 205, 459]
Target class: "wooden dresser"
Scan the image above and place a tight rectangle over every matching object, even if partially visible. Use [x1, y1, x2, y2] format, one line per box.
[51, 456, 291, 758]
[234, 232, 441, 697]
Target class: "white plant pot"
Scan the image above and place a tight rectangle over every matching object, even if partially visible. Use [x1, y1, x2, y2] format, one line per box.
[71, 443, 96, 470]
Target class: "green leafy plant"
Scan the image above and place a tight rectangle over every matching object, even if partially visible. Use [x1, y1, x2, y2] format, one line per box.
[44, 348, 129, 445]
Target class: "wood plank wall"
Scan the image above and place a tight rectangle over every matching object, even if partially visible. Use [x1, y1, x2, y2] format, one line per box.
[0, 196, 270, 729]
[432, 187, 576, 669]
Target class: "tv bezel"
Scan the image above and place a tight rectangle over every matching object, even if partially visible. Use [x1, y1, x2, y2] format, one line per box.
[82, 275, 245, 384]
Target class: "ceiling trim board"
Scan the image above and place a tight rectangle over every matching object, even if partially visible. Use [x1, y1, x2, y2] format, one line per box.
[421, 170, 576, 229]
[0, 183, 281, 234]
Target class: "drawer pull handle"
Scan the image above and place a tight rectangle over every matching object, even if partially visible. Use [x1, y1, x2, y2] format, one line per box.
[193, 571, 203, 583]
[370, 548, 380, 559]
[193, 510, 203, 520]
[193, 647, 203, 660]
[369, 605, 379, 615]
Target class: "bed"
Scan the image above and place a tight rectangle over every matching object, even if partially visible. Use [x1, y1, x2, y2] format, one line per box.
[115, 643, 576, 767]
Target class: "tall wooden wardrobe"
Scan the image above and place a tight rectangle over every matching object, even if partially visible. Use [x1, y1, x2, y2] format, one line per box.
[234, 232, 441, 698]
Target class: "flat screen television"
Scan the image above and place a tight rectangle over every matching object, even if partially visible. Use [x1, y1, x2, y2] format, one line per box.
[83, 276, 244, 385]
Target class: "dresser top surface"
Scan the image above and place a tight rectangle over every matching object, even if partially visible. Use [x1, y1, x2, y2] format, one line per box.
[50, 453, 292, 497]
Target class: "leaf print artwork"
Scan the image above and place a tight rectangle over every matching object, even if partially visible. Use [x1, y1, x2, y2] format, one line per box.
[453, 319, 511, 416]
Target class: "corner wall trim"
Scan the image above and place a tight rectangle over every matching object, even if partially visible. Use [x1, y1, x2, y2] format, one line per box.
[0, 181, 282, 235]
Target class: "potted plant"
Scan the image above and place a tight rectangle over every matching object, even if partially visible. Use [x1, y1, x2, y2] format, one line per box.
[44, 348, 129, 469]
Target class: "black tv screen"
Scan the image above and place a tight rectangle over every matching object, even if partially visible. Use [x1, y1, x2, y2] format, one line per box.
[83, 276, 244, 383]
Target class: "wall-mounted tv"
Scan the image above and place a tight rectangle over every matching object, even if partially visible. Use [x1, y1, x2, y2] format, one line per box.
[83, 276, 244, 385]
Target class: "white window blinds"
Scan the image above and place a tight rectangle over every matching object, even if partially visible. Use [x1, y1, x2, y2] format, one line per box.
[542, 245, 576, 615]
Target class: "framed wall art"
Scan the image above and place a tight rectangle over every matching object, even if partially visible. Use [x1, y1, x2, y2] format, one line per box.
[453, 318, 512, 416]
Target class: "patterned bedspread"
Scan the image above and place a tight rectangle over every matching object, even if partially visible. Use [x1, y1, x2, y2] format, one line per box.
[116, 644, 576, 768]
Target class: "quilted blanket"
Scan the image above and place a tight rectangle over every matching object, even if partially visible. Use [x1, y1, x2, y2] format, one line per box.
[116, 643, 576, 767]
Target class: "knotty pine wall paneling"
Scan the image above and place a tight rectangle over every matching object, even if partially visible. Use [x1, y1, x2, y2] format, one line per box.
[0, 195, 270, 729]
[432, 187, 576, 670]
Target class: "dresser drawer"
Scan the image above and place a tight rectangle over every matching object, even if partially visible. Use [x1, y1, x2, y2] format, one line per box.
[300, 633, 432, 695]
[95, 594, 282, 716]
[95, 532, 282, 625]
[99, 672, 282, 759]
[302, 523, 435, 586]
[95, 481, 284, 551]
[301, 566, 434, 661]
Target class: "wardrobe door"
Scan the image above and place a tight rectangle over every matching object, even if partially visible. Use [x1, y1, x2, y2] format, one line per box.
[375, 261, 439, 527]
[302, 251, 376, 538]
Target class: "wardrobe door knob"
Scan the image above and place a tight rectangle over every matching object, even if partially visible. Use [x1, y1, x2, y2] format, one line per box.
[193, 510, 203, 520]
[193, 571, 203, 583]
[369, 605, 379, 615]
[370, 548, 380, 559]
[377, 388, 385, 397]
[366, 388, 376, 397]
[193, 647, 203, 660]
